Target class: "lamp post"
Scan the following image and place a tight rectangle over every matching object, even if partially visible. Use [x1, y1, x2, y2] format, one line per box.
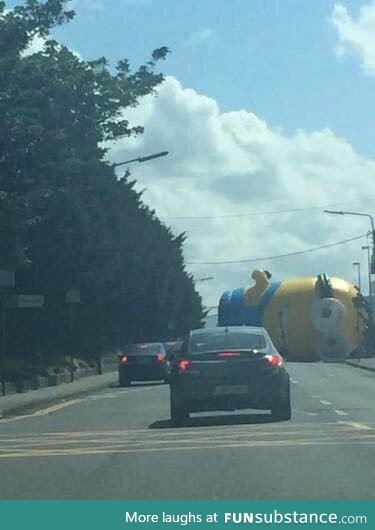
[112, 151, 169, 168]
[353, 261, 361, 291]
[195, 276, 214, 283]
[324, 209, 375, 273]
[362, 245, 372, 309]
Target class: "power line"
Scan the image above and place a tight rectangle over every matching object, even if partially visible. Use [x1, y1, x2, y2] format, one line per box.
[186, 233, 368, 265]
[162, 197, 375, 220]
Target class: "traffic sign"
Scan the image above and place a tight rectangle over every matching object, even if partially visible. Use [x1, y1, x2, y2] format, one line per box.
[0, 270, 15, 288]
[66, 289, 81, 304]
[7, 295, 44, 308]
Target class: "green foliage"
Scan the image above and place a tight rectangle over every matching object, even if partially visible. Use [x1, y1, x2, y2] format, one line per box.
[1, 1, 204, 371]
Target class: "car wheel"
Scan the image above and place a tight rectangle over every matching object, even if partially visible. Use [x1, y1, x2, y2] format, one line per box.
[170, 387, 189, 427]
[271, 382, 291, 421]
[119, 374, 131, 387]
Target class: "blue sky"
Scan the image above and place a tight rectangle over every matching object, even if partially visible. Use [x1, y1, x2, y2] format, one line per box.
[8, 0, 375, 300]
[41, 0, 375, 158]
[9, 0, 374, 155]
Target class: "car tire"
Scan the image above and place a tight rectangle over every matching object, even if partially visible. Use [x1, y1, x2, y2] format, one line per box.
[170, 387, 189, 427]
[119, 374, 131, 387]
[271, 382, 291, 421]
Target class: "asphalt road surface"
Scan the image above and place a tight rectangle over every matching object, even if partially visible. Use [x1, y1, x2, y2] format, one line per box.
[0, 362, 374, 499]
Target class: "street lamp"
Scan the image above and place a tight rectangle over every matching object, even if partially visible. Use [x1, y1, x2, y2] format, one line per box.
[362, 245, 372, 309]
[195, 276, 214, 283]
[324, 210, 375, 273]
[353, 261, 361, 291]
[112, 151, 169, 168]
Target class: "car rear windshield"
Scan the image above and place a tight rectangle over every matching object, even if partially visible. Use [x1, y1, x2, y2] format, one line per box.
[125, 343, 163, 355]
[164, 341, 182, 353]
[189, 331, 266, 354]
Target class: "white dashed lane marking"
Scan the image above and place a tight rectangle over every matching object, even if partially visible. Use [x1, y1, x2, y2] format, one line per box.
[338, 421, 372, 431]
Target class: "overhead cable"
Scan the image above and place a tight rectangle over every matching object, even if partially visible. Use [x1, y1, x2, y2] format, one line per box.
[187, 233, 368, 265]
[163, 196, 375, 220]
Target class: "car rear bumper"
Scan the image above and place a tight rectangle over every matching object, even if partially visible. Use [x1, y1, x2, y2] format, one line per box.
[172, 370, 289, 412]
[119, 364, 167, 381]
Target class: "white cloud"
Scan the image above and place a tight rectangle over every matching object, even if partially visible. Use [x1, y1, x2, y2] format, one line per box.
[331, 2, 375, 75]
[109, 76, 375, 307]
[21, 34, 46, 57]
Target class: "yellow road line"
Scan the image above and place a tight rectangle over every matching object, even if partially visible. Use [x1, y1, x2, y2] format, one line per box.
[0, 427, 372, 444]
[0, 437, 375, 459]
[0, 398, 84, 423]
[0, 431, 373, 453]
[0, 427, 368, 446]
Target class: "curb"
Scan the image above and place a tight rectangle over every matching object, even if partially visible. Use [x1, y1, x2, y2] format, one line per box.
[346, 360, 375, 374]
[0, 371, 119, 418]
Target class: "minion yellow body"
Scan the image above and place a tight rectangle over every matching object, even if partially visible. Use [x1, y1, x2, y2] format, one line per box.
[218, 270, 364, 361]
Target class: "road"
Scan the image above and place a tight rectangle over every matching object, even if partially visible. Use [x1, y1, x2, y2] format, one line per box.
[0, 361, 374, 499]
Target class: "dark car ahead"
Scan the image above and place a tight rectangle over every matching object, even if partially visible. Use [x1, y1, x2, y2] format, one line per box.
[169, 326, 291, 426]
[163, 339, 183, 380]
[164, 339, 183, 357]
[118, 342, 168, 387]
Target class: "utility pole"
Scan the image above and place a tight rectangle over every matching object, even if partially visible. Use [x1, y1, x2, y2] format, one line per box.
[362, 245, 372, 309]
[325, 210, 375, 273]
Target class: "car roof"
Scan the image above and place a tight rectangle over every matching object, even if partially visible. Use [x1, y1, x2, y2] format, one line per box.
[126, 342, 164, 348]
[190, 326, 267, 335]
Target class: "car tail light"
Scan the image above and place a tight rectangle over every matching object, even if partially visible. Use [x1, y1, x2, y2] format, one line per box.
[217, 351, 240, 358]
[178, 359, 190, 371]
[265, 353, 283, 368]
[120, 355, 128, 363]
[157, 353, 166, 362]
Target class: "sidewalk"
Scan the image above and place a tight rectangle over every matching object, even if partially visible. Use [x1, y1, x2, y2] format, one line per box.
[0, 370, 118, 417]
[346, 356, 375, 373]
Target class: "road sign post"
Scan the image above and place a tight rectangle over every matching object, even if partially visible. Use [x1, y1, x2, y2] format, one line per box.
[0, 270, 15, 289]
[68, 303, 75, 382]
[0, 270, 15, 396]
[0, 294, 7, 396]
[5, 294, 45, 394]
[66, 290, 81, 382]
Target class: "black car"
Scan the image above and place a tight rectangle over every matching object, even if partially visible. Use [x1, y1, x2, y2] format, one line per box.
[164, 339, 183, 357]
[169, 326, 291, 426]
[118, 342, 169, 387]
[163, 339, 183, 380]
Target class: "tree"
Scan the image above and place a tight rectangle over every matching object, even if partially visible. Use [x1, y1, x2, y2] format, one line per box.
[1, 1, 204, 376]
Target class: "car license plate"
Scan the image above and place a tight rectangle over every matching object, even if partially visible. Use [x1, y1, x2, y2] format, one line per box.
[137, 358, 150, 364]
[215, 385, 248, 396]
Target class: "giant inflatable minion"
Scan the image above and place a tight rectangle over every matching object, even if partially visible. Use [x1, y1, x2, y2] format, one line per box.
[218, 269, 364, 361]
